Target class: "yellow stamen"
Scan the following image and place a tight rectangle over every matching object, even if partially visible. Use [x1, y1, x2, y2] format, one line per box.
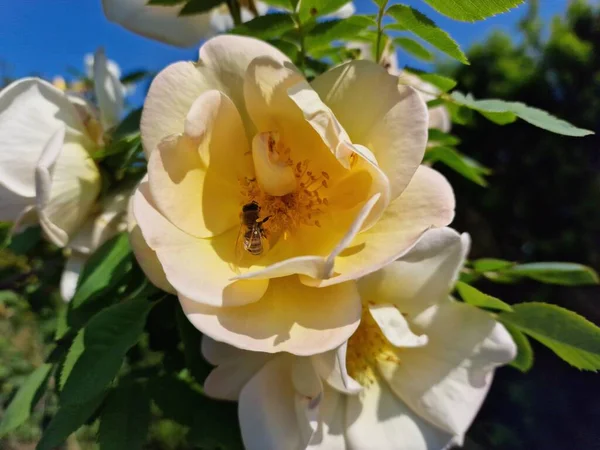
[346, 305, 401, 387]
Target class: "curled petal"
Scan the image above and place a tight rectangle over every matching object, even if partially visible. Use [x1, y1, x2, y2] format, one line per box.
[148, 90, 251, 238]
[311, 343, 362, 395]
[368, 304, 428, 348]
[302, 165, 455, 287]
[141, 36, 291, 157]
[36, 127, 101, 248]
[0, 78, 89, 200]
[312, 61, 428, 200]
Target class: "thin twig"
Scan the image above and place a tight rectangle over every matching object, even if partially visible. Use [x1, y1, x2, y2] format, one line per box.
[375, 0, 389, 63]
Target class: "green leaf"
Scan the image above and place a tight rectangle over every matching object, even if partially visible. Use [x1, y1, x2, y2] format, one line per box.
[420, 0, 524, 22]
[305, 16, 375, 50]
[394, 37, 434, 61]
[112, 108, 142, 141]
[58, 331, 85, 391]
[98, 383, 151, 450]
[507, 262, 599, 286]
[36, 393, 105, 450]
[427, 129, 460, 146]
[60, 296, 156, 406]
[298, 0, 351, 22]
[120, 70, 149, 85]
[425, 146, 490, 186]
[456, 281, 514, 312]
[68, 233, 133, 329]
[404, 69, 457, 92]
[260, 0, 295, 9]
[179, 0, 223, 15]
[268, 39, 300, 61]
[147, 0, 186, 5]
[504, 324, 534, 372]
[8, 225, 41, 254]
[450, 92, 594, 136]
[386, 5, 468, 64]
[231, 13, 296, 40]
[472, 258, 514, 272]
[499, 302, 600, 371]
[0, 364, 52, 437]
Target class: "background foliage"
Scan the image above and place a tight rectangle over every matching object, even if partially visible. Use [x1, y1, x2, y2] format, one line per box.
[0, 0, 599, 449]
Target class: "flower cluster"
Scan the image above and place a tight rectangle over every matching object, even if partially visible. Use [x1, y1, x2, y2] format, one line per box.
[0, 49, 130, 301]
[127, 35, 516, 449]
[0, 33, 516, 450]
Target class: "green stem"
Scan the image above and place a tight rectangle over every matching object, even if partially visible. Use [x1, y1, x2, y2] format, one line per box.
[226, 0, 242, 27]
[293, 14, 307, 72]
[375, 0, 389, 63]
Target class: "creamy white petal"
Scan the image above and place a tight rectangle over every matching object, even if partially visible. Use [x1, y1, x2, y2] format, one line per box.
[307, 385, 347, 450]
[380, 300, 517, 437]
[203, 344, 272, 401]
[0, 78, 89, 199]
[60, 252, 88, 302]
[239, 355, 314, 450]
[358, 227, 466, 316]
[101, 0, 215, 47]
[35, 128, 101, 248]
[93, 48, 124, 129]
[312, 344, 362, 395]
[368, 304, 428, 348]
[345, 380, 455, 450]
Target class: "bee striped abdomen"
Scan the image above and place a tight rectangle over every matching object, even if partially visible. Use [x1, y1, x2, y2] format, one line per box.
[243, 228, 263, 255]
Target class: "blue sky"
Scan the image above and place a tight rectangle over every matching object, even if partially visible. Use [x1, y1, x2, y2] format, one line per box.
[0, 0, 572, 104]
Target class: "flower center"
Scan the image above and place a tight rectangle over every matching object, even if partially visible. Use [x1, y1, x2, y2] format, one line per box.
[239, 132, 330, 241]
[346, 306, 400, 387]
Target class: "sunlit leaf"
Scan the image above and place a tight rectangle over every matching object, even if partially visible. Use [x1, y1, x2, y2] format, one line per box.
[506, 262, 599, 286]
[60, 296, 156, 406]
[504, 324, 534, 373]
[425, 146, 490, 186]
[230, 13, 296, 40]
[420, 0, 525, 22]
[456, 281, 514, 312]
[451, 92, 595, 136]
[404, 68, 457, 92]
[394, 37, 434, 61]
[305, 16, 375, 50]
[386, 5, 468, 64]
[298, 0, 352, 22]
[499, 302, 600, 371]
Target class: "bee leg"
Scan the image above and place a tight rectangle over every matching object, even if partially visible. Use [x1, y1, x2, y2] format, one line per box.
[258, 215, 272, 224]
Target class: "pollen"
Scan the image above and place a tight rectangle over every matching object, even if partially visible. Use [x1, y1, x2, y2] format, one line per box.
[239, 132, 330, 241]
[346, 305, 401, 387]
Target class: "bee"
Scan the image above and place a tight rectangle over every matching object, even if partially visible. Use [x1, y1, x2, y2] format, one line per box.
[238, 201, 270, 256]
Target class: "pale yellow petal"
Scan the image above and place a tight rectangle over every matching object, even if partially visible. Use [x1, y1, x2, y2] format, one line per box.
[302, 166, 455, 287]
[133, 181, 267, 306]
[312, 61, 428, 199]
[147, 90, 251, 238]
[180, 276, 361, 355]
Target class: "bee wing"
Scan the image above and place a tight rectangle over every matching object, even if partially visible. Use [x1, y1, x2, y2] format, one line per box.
[232, 220, 247, 274]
